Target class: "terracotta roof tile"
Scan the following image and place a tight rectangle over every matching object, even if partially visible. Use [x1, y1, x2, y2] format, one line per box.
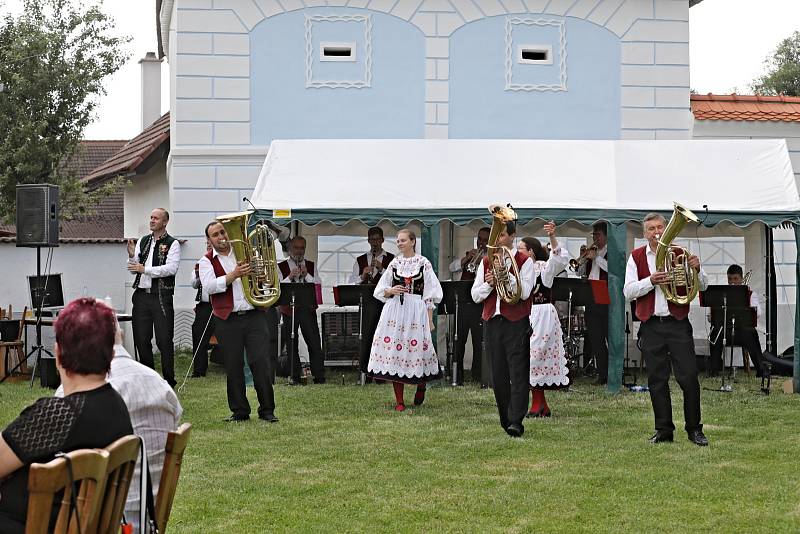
[83, 112, 170, 184]
[64, 140, 128, 180]
[691, 93, 800, 122]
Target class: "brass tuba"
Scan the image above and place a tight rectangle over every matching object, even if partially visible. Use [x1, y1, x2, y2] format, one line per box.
[216, 210, 281, 308]
[486, 204, 522, 304]
[655, 202, 701, 305]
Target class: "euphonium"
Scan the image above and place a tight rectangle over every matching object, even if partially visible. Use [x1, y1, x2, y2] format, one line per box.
[655, 202, 701, 305]
[487, 204, 522, 305]
[216, 210, 281, 308]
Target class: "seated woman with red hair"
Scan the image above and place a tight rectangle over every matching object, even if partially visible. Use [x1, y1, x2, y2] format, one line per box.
[0, 298, 134, 534]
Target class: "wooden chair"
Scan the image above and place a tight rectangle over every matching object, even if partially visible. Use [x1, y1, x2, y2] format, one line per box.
[25, 448, 110, 534]
[156, 423, 192, 533]
[95, 435, 141, 534]
[0, 306, 28, 379]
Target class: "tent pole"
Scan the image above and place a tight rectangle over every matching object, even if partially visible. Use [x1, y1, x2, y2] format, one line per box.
[606, 221, 626, 393]
[794, 223, 799, 393]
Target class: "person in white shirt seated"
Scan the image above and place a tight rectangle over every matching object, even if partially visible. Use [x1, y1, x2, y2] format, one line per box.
[708, 264, 764, 376]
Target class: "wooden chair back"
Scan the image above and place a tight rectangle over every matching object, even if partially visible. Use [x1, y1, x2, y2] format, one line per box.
[25, 448, 110, 534]
[155, 423, 192, 533]
[95, 435, 141, 534]
[1, 306, 28, 378]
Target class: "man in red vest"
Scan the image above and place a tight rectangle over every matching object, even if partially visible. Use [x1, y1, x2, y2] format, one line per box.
[198, 221, 277, 423]
[624, 213, 708, 446]
[471, 221, 535, 438]
[278, 236, 326, 384]
[584, 221, 610, 384]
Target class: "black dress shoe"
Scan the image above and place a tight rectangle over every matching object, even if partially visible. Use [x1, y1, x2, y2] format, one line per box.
[648, 431, 674, 444]
[225, 414, 250, 422]
[259, 413, 279, 423]
[687, 429, 709, 446]
[506, 423, 524, 438]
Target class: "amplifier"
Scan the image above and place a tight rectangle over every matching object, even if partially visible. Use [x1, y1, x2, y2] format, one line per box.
[321, 311, 360, 364]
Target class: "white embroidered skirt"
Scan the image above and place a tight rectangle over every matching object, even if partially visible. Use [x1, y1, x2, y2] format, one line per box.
[368, 294, 441, 384]
[529, 303, 569, 388]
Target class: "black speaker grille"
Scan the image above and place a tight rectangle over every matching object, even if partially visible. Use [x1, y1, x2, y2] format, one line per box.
[16, 184, 58, 247]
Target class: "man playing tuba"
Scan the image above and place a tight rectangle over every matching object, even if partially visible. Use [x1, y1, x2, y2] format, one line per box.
[623, 212, 708, 446]
[199, 220, 278, 423]
[471, 206, 535, 438]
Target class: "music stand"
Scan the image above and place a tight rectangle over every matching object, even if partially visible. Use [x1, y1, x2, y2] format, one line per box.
[551, 278, 596, 374]
[701, 285, 749, 392]
[438, 280, 474, 387]
[333, 284, 378, 385]
[25, 264, 63, 388]
[276, 283, 317, 385]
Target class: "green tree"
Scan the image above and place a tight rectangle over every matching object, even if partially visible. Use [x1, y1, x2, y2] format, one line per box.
[751, 31, 800, 96]
[0, 0, 130, 223]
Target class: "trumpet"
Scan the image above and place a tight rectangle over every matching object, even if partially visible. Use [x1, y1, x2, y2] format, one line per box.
[568, 243, 598, 272]
[465, 247, 487, 273]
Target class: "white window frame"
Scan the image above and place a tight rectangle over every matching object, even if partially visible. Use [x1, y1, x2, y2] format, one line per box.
[320, 41, 357, 62]
[517, 44, 553, 65]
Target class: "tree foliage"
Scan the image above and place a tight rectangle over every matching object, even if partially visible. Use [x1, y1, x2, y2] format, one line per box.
[751, 31, 800, 97]
[0, 0, 130, 223]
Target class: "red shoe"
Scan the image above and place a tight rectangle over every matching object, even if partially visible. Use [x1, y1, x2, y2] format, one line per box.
[413, 386, 426, 406]
[395, 403, 406, 412]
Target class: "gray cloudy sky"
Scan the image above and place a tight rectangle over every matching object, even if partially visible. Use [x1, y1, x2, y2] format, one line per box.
[4, 0, 800, 139]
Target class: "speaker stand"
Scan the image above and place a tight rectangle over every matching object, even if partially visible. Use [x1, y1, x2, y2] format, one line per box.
[27, 246, 55, 388]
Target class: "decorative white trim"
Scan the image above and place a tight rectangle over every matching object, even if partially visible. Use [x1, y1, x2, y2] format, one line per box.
[504, 17, 567, 92]
[305, 15, 373, 88]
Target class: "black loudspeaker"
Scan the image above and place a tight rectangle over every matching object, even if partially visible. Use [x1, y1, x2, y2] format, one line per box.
[15, 184, 59, 248]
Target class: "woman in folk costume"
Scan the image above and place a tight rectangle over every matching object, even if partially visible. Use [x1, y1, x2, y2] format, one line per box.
[517, 222, 570, 417]
[368, 228, 443, 411]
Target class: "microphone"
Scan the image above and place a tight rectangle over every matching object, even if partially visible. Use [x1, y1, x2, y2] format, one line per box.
[242, 197, 256, 211]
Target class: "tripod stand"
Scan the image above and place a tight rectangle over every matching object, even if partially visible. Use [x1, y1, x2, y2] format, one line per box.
[28, 246, 56, 388]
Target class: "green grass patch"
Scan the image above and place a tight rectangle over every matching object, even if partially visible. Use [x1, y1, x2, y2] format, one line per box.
[2, 354, 799, 532]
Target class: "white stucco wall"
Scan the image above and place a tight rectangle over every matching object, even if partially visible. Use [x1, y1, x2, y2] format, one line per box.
[124, 162, 170, 238]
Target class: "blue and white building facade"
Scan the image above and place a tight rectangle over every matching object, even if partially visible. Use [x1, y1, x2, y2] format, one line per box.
[157, 0, 697, 307]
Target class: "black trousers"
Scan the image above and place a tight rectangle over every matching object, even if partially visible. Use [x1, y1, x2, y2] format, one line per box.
[132, 289, 175, 386]
[359, 301, 384, 374]
[215, 310, 276, 418]
[454, 304, 484, 384]
[710, 326, 763, 375]
[191, 301, 215, 376]
[486, 316, 531, 431]
[639, 317, 702, 433]
[265, 307, 279, 382]
[281, 308, 325, 382]
[585, 304, 609, 381]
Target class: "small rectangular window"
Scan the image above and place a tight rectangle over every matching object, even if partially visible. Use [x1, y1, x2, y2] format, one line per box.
[517, 44, 553, 65]
[320, 42, 357, 62]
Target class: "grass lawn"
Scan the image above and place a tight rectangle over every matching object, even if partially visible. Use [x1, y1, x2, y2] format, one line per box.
[2, 354, 799, 533]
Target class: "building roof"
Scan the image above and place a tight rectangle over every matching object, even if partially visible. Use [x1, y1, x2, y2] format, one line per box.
[83, 112, 170, 186]
[691, 93, 800, 122]
[1, 140, 130, 243]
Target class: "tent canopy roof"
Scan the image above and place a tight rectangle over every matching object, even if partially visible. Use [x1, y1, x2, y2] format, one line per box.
[251, 139, 800, 227]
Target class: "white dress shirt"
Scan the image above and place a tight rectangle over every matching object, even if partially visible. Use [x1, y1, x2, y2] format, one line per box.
[127, 234, 181, 289]
[349, 250, 390, 284]
[588, 245, 608, 281]
[471, 253, 535, 317]
[623, 245, 708, 317]
[280, 257, 322, 284]
[56, 344, 182, 532]
[198, 247, 253, 312]
[749, 290, 762, 320]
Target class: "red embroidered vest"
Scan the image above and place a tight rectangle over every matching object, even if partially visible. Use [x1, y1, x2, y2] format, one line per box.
[481, 251, 532, 322]
[278, 259, 317, 315]
[205, 250, 234, 320]
[631, 245, 689, 322]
